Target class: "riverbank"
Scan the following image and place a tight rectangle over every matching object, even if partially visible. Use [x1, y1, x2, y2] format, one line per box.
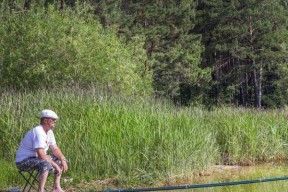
[59, 163, 288, 191]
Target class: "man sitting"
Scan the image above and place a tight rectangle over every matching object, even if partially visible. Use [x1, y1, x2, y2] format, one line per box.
[15, 109, 68, 192]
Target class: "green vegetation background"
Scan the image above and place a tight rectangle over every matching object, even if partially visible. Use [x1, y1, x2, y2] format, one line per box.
[0, 2, 152, 95]
[1, 0, 288, 190]
[1, 0, 288, 108]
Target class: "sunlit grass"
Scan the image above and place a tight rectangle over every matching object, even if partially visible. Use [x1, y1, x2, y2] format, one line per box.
[1, 88, 288, 190]
[169, 164, 288, 192]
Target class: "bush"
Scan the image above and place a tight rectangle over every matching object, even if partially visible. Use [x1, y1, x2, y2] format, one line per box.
[0, 1, 152, 95]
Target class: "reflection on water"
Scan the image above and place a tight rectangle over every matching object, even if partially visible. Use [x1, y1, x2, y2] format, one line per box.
[169, 164, 288, 192]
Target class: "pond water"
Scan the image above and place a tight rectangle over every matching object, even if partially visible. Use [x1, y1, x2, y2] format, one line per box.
[169, 163, 288, 192]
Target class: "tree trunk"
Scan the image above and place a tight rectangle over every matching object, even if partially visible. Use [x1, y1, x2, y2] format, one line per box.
[252, 60, 262, 108]
[61, 0, 66, 10]
[258, 61, 263, 108]
[240, 79, 247, 107]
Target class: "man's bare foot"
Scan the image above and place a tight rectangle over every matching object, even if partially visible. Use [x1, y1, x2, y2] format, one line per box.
[52, 188, 65, 192]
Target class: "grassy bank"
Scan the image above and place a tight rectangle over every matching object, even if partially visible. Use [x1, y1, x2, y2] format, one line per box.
[1, 88, 288, 190]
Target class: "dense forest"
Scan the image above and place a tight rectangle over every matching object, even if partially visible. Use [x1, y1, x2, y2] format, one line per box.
[1, 0, 287, 108]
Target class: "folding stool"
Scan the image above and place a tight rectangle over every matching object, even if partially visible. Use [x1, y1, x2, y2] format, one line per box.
[18, 170, 39, 192]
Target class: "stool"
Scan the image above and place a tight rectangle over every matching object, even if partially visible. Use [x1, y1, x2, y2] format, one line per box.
[18, 170, 39, 192]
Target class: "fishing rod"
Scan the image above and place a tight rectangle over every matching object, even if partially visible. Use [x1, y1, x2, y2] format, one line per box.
[96, 176, 288, 192]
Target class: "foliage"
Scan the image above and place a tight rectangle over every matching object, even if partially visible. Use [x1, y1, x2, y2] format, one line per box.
[0, 1, 152, 95]
[91, 0, 211, 105]
[194, 0, 288, 108]
[1, 0, 288, 107]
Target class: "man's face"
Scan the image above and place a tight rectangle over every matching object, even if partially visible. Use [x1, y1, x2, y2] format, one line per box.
[46, 118, 57, 128]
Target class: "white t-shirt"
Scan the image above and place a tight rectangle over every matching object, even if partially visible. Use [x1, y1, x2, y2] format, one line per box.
[15, 125, 56, 163]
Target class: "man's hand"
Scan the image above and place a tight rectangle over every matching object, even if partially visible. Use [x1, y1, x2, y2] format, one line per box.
[50, 144, 68, 172]
[36, 148, 63, 175]
[61, 159, 68, 172]
[55, 164, 63, 176]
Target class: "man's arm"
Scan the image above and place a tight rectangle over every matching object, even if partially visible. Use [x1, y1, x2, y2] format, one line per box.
[36, 148, 63, 175]
[50, 144, 68, 172]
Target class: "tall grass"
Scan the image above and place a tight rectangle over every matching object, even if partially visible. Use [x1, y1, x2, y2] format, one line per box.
[208, 108, 288, 164]
[1, 89, 288, 189]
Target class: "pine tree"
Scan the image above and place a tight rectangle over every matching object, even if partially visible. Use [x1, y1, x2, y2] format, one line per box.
[111, 0, 211, 105]
[195, 0, 288, 108]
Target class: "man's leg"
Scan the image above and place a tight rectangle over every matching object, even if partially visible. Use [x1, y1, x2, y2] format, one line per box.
[38, 171, 49, 192]
[16, 158, 54, 192]
[53, 172, 64, 192]
[49, 155, 65, 192]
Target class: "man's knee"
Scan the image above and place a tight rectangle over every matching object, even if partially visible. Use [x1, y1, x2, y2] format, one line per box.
[38, 160, 54, 174]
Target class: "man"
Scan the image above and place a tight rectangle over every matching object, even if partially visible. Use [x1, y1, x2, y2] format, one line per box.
[15, 109, 68, 192]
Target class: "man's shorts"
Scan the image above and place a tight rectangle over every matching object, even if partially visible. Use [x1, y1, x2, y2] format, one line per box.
[16, 154, 62, 175]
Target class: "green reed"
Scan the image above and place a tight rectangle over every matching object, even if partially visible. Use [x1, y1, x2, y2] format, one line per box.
[207, 108, 288, 165]
[1, 89, 288, 190]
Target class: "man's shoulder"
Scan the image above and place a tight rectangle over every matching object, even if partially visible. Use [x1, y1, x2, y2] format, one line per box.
[32, 125, 45, 135]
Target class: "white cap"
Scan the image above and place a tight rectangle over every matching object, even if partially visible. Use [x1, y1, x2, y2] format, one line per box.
[40, 109, 59, 119]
